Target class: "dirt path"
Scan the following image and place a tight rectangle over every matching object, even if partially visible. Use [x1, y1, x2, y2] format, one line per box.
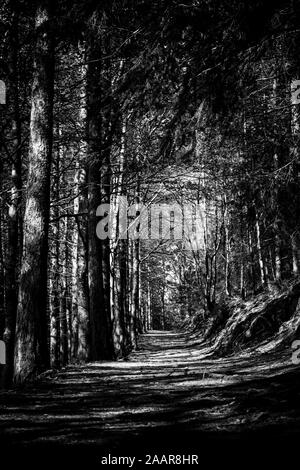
[0, 330, 299, 465]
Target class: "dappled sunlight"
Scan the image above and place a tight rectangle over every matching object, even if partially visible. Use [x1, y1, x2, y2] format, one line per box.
[1, 330, 300, 454]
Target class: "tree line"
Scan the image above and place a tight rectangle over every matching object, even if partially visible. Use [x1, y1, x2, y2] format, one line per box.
[1, 0, 300, 385]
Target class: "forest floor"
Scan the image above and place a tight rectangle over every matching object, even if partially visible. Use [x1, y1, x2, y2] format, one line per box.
[0, 330, 300, 466]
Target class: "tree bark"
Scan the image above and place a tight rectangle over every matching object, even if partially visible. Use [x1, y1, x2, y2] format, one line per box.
[255, 208, 267, 288]
[49, 126, 61, 369]
[223, 195, 231, 296]
[111, 119, 127, 356]
[14, 1, 55, 383]
[86, 14, 114, 360]
[2, 1, 22, 386]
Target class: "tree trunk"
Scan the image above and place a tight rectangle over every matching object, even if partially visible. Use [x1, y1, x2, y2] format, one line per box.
[14, 1, 55, 383]
[291, 78, 300, 276]
[111, 119, 127, 356]
[50, 216, 61, 369]
[147, 271, 152, 330]
[49, 126, 61, 369]
[129, 178, 141, 346]
[60, 217, 70, 366]
[255, 208, 267, 288]
[71, 164, 79, 359]
[2, 1, 22, 386]
[223, 195, 231, 296]
[86, 16, 114, 360]
[74, 64, 89, 362]
[248, 227, 256, 293]
[0, 161, 5, 342]
[291, 233, 299, 276]
[75, 169, 90, 362]
[273, 154, 282, 281]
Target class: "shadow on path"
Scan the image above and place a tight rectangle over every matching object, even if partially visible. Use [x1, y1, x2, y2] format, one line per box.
[0, 330, 299, 466]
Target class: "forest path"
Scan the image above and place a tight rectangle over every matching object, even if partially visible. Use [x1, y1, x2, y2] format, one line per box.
[0, 330, 300, 463]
